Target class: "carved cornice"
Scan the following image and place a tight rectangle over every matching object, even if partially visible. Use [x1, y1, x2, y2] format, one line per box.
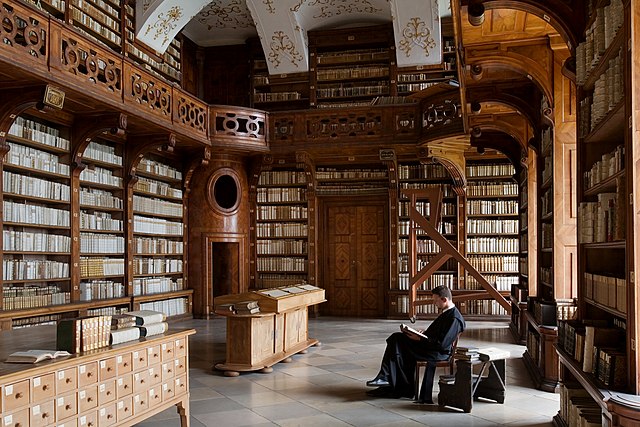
[183, 146, 211, 195]
[419, 134, 471, 194]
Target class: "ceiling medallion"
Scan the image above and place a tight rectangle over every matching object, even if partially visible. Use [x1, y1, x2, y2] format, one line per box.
[268, 31, 303, 68]
[399, 17, 436, 58]
[145, 6, 183, 45]
[197, 0, 253, 30]
[291, 0, 381, 17]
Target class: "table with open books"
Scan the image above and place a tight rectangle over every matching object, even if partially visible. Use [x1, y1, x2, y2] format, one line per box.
[438, 347, 509, 413]
[213, 284, 326, 376]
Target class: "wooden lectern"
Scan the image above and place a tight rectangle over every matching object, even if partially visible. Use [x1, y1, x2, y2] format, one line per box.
[213, 285, 326, 376]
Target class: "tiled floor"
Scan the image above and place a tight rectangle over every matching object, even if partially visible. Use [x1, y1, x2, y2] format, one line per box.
[136, 317, 559, 426]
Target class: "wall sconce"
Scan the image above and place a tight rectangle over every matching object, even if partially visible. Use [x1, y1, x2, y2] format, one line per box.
[468, 2, 485, 26]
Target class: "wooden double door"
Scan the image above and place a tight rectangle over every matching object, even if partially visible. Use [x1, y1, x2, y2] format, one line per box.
[320, 198, 388, 317]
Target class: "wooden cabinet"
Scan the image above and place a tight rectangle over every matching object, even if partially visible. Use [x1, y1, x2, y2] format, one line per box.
[0, 328, 194, 427]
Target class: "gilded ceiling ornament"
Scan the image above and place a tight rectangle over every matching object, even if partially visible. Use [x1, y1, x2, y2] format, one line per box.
[433, 0, 440, 21]
[290, 0, 381, 17]
[142, 0, 153, 13]
[144, 6, 183, 45]
[268, 31, 303, 68]
[263, 0, 276, 13]
[196, 0, 253, 30]
[399, 17, 436, 58]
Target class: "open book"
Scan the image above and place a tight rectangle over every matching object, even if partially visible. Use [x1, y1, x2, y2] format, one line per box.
[5, 349, 71, 364]
[400, 323, 428, 339]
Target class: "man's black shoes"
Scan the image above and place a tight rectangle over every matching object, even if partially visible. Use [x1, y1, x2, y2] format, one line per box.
[366, 377, 390, 387]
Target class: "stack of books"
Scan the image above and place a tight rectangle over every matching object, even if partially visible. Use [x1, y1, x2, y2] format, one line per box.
[454, 346, 480, 361]
[126, 310, 168, 337]
[56, 315, 112, 353]
[109, 314, 140, 345]
[215, 300, 260, 315]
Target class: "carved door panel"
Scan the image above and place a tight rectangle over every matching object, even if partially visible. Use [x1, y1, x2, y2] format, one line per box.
[323, 201, 387, 317]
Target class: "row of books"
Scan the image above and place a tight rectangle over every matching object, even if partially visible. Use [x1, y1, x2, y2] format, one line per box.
[253, 92, 302, 103]
[462, 300, 509, 316]
[215, 300, 260, 315]
[578, 189, 624, 243]
[3, 229, 71, 252]
[583, 145, 624, 190]
[397, 164, 448, 180]
[315, 185, 387, 195]
[466, 275, 519, 291]
[399, 182, 456, 196]
[317, 168, 387, 180]
[133, 215, 183, 235]
[467, 182, 518, 197]
[79, 280, 125, 301]
[8, 116, 70, 150]
[3, 200, 71, 226]
[467, 200, 519, 215]
[3, 259, 69, 280]
[466, 237, 518, 253]
[134, 236, 183, 254]
[256, 222, 307, 237]
[558, 320, 626, 390]
[398, 201, 456, 217]
[559, 383, 601, 427]
[139, 297, 189, 317]
[316, 65, 388, 81]
[398, 256, 457, 273]
[542, 149, 553, 183]
[256, 205, 308, 220]
[80, 188, 123, 209]
[584, 272, 626, 313]
[398, 221, 455, 235]
[397, 273, 455, 290]
[133, 195, 183, 217]
[84, 140, 122, 166]
[79, 257, 124, 277]
[467, 255, 519, 273]
[133, 258, 183, 275]
[316, 48, 389, 65]
[257, 257, 306, 272]
[80, 210, 123, 231]
[541, 188, 553, 217]
[132, 277, 184, 296]
[80, 233, 125, 253]
[465, 164, 515, 177]
[393, 294, 440, 315]
[256, 239, 306, 255]
[257, 187, 306, 203]
[80, 166, 123, 187]
[540, 267, 553, 284]
[467, 219, 519, 235]
[6, 141, 70, 175]
[588, 49, 624, 131]
[2, 286, 70, 310]
[3, 171, 71, 201]
[541, 223, 553, 249]
[71, 7, 121, 45]
[137, 158, 182, 180]
[255, 274, 307, 289]
[258, 171, 307, 185]
[12, 314, 62, 329]
[134, 177, 183, 199]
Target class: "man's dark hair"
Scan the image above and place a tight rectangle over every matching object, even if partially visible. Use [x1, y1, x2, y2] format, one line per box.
[432, 285, 453, 300]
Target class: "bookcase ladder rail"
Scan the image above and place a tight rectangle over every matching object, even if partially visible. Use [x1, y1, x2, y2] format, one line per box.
[408, 206, 511, 315]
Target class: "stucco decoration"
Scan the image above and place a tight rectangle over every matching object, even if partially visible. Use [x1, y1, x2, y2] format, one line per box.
[389, 0, 442, 67]
[136, 0, 212, 52]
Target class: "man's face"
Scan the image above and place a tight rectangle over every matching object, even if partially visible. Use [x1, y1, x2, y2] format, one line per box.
[432, 294, 446, 309]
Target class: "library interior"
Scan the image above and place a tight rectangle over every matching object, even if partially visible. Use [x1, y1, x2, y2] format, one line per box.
[0, 0, 638, 426]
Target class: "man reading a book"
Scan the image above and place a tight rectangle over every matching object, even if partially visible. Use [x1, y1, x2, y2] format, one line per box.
[366, 285, 465, 400]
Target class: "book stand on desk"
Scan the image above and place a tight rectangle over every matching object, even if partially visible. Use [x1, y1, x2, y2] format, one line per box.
[438, 357, 506, 413]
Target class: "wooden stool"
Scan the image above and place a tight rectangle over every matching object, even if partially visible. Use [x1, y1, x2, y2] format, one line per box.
[414, 334, 460, 403]
[437, 357, 507, 412]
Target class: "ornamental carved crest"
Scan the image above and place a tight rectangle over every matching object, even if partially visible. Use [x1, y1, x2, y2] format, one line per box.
[399, 17, 437, 58]
[268, 31, 303, 68]
[145, 6, 183, 45]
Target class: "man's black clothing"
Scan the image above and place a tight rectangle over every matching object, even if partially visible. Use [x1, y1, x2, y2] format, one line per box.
[374, 305, 465, 398]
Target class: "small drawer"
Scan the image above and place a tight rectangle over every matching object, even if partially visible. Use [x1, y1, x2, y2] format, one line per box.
[116, 353, 132, 374]
[148, 386, 162, 407]
[56, 417, 78, 427]
[56, 393, 78, 422]
[99, 357, 117, 381]
[132, 392, 149, 415]
[116, 374, 133, 398]
[174, 356, 187, 376]
[148, 366, 162, 386]
[3, 379, 30, 412]
[116, 396, 133, 423]
[2, 407, 29, 427]
[98, 380, 117, 405]
[133, 370, 149, 394]
[161, 380, 175, 400]
[161, 361, 175, 381]
[30, 399, 54, 427]
[132, 350, 147, 371]
[78, 385, 98, 412]
[146, 344, 161, 366]
[174, 337, 186, 358]
[31, 373, 55, 402]
[161, 340, 175, 362]
[174, 375, 187, 396]
[78, 362, 98, 387]
[56, 367, 78, 394]
[77, 411, 98, 427]
[98, 402, 117, 427]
